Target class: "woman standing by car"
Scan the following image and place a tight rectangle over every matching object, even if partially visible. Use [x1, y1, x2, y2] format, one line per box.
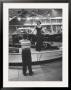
[32, 21, 43, 51]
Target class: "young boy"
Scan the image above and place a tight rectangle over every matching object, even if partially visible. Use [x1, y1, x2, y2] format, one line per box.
[20, 38, 33, 76]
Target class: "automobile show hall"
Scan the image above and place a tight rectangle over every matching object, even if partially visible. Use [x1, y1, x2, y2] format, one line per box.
[9, 9, 62, 81]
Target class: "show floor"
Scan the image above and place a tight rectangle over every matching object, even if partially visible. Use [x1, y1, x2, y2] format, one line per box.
[9, 58, 62, 81]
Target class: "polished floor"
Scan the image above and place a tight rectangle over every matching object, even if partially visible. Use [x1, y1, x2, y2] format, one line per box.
[9, 58, 62, 81]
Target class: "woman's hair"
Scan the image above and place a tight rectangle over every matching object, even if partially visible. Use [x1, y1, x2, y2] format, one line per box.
[37, 21, 41, 24]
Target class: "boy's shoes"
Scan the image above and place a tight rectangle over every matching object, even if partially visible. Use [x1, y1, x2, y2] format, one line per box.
[23, 72, 34, 76]
[29, 72, 34, 76]
[23, 73, 27, 76]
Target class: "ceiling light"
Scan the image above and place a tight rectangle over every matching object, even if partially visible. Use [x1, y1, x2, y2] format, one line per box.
[17, 17, 21, 21]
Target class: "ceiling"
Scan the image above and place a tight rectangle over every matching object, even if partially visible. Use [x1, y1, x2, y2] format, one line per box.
[9, 9, 62, 25]
[9, 9, 62, 19]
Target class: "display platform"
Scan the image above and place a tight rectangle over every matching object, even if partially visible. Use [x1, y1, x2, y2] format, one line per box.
[9, 48, 62, 64]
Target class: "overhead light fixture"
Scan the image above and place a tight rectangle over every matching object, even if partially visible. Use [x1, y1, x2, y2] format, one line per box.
[48, 14, 50, 17]
[36, 17, 39, 20]
[17, 17, 21, 21]
[52, 9, 57, 16]
[26, 17, 30, 20]
[47, 14, 51, 20]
